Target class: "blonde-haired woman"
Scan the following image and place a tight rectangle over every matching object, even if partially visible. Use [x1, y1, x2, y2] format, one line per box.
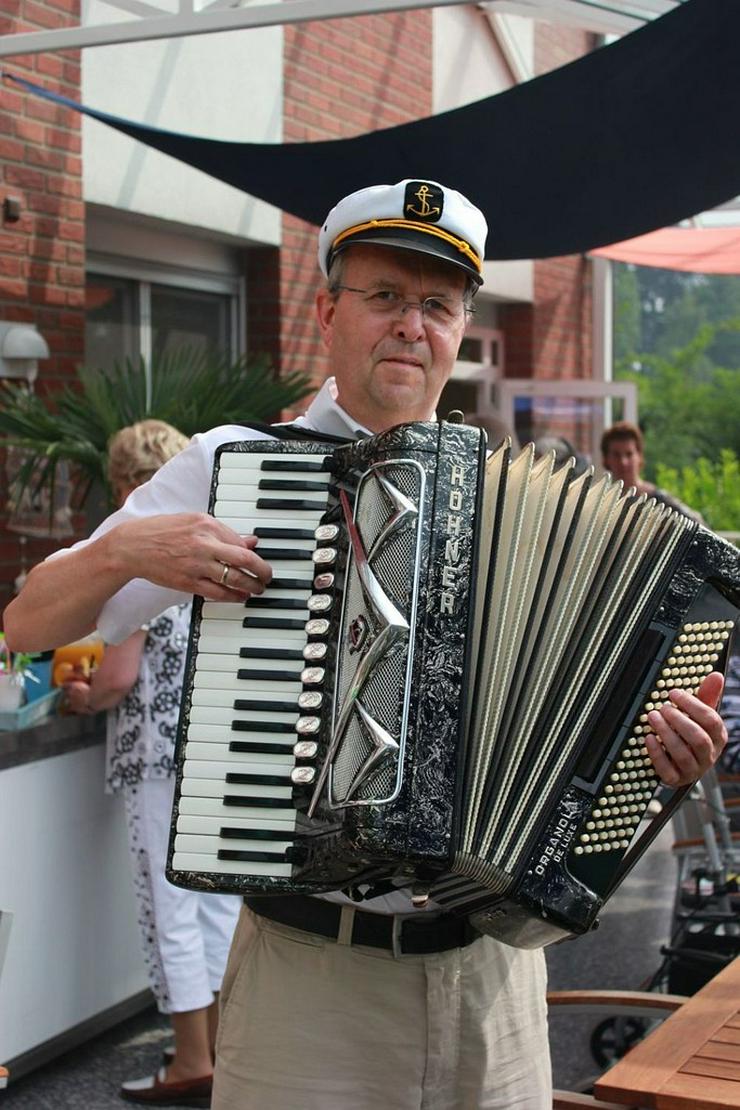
[65, 420, 240, 1108]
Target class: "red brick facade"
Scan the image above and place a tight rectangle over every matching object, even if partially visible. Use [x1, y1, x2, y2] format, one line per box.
[279, 11, 433, 408]
[501, 23, 596, 382]
[0, 8, 595, 612]
[0, 1, 84, 608]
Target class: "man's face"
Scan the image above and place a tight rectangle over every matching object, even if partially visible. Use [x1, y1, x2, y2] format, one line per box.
[603, 437, 643, 488]
[315, 244, 469, 432]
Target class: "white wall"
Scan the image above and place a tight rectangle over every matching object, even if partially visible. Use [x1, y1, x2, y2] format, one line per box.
[0, 747, 147, 1062]
[82, 4, 283, 246]
[433, 7, 533, 303]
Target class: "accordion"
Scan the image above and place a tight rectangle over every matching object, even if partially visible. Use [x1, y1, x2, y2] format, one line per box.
[167, 420, 740, 948]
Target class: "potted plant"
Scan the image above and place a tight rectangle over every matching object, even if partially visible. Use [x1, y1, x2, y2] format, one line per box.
[0, 346, 313, 520]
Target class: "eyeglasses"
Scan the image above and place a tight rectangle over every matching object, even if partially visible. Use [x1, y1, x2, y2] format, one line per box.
[332, 285, 473, 330]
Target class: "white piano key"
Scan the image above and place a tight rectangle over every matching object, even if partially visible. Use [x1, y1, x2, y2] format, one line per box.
[186, 722, 297, 745]
[216, 479, 330, 501]
[197, 631, 306, 654]
[171, 851, 293, 878]
[200, 618, 309, 639]
[193, 672, 303, 695]
[217, 452, 327, 471]
[214, 503, 327, 521]
[177, 807, 296, 831]
[210, 529, 323, 555]
[182, 742, 296, 765]
[181, 757, 294, 780]
[174, 833, 293, 855]
[190, 687, 299, 709]
[178, 795, 297, 821]
[179, 774, 292, 799]
[189, 705, 298, 726]
[194, 653, 303, 674]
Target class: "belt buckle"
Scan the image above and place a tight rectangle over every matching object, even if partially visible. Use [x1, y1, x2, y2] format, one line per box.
[391, 911, 427, 958]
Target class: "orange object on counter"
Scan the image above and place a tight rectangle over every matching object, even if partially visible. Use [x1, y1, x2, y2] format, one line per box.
[52, 637, 104, 686]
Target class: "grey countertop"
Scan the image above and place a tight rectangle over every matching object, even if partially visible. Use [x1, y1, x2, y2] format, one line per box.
[0, 711, 105, 772]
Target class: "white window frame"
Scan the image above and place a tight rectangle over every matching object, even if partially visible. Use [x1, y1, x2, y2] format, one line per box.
[494, 377, 638, 462]
[450, 324, 505, 415]
[86, 254, 246, 378]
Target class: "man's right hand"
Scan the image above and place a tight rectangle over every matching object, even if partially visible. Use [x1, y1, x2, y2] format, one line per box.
[109, 512, 273, 600]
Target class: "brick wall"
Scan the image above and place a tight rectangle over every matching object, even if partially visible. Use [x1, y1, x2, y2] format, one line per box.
[279, 10, 433, 413]
[499, 23, 597, 383]
[0, 0, 84, 612]
[533, 24, 596, 381]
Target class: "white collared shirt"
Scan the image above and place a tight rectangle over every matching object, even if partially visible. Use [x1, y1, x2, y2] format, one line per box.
[63, 377, 369, 644]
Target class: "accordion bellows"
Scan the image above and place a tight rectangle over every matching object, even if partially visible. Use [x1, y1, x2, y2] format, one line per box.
[168, 421, 740, 947]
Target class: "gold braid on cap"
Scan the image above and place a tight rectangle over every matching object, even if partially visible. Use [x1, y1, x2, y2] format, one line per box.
[332, 218, 482, 273]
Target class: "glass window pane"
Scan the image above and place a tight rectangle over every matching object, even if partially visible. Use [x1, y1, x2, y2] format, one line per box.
[151, 285, 232, 361]
[513, 395, 627, 463]
[85, 275, 139, 370]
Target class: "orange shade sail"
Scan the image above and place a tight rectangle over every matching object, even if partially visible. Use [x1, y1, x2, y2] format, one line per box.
[591, 227, 740, 274]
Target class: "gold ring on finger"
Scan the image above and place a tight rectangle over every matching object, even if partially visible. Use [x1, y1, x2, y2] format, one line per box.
[219, 562, 230, 587]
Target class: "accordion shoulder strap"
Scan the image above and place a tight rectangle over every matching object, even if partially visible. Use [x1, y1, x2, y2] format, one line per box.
[240, 420, 353, 447]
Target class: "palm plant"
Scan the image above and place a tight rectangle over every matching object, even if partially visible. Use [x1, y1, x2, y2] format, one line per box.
[0, 347, 313, 513]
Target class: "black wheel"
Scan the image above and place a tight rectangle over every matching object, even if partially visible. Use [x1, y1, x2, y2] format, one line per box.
[590, 1016, 651, 1068]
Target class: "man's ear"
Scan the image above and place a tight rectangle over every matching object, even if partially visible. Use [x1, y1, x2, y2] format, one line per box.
[315, 287, 336, 350]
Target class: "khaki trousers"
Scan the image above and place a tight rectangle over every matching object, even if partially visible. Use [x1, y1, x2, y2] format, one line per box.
[213, 904, 551, 1110]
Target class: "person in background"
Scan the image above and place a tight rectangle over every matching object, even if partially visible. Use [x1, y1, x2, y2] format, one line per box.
[464, 409, 520, 453]
[601, 420, 703, 522]
[533, 432, 591, 477]
[63, 420, 240, 1108]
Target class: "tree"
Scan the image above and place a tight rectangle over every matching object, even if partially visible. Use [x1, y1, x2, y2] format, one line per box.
[618, 321, 740, 479]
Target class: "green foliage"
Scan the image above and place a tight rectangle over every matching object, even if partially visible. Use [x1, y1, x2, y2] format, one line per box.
[0, 348, 313, 508]
[656, 451, 740, 533]
[617, 320, 740, 479]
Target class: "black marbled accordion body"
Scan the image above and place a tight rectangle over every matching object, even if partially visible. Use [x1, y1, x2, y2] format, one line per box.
[167, 421, 740, 947]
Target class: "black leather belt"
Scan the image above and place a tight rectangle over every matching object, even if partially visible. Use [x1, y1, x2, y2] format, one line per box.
[244, 894, 480, 956]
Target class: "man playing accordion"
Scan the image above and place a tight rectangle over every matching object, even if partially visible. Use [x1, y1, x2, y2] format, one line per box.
[5, 179, 728, 1110]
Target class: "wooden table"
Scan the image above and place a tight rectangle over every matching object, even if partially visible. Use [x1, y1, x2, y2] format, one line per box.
[594, 954, 740, 1109]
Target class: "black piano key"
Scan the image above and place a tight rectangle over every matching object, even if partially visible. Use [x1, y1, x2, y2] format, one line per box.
[231, 720, 295, 734]
[269, 578, 312, 590]
[234, 698, 298, 713]
[219, 826, 297, 840]
[246, 597, 309, 611]
[256, 498, 325, 511]
[253, 548, 313, 561]
[229, 741, 295, 755]
[225, 771, 291, 785]
[260, 460, 328, 473]
[222, 795, 294, 809]
[258, 479, 330, 492]
[254, 527, 315, 540]
[240, 647, 304, 660]
[217, 848, 289, 863]
[242, 617, 306, 630]
[237, 668, 303, 682]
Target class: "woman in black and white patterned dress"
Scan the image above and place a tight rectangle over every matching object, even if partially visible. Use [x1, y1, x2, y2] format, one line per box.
[64, 421, 239, 1108]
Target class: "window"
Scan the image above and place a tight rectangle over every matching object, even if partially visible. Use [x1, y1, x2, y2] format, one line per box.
[439, 324, 505, 420]
[85, 266, 242, 377]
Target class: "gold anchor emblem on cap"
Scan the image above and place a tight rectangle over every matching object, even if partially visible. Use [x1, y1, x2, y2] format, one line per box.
[406, 183, 441, 220]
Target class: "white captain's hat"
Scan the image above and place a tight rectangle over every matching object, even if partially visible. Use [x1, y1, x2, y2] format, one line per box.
[318, 178, 488, 286]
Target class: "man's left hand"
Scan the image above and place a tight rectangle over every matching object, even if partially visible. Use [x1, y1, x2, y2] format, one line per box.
[644, 671, 727, 787]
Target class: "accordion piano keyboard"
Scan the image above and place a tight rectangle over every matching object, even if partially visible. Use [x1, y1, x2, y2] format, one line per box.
[171, 449, 332, 881]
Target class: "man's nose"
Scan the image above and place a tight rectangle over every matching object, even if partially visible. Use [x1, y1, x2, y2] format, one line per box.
[391, 302, 425, 341]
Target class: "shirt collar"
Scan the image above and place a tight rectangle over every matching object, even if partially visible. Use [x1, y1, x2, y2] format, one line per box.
[292, 377, 372, 440]
[291, 377, 438, 439]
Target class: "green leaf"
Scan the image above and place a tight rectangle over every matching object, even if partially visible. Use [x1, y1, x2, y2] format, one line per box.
[0, 348, 313, 514]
